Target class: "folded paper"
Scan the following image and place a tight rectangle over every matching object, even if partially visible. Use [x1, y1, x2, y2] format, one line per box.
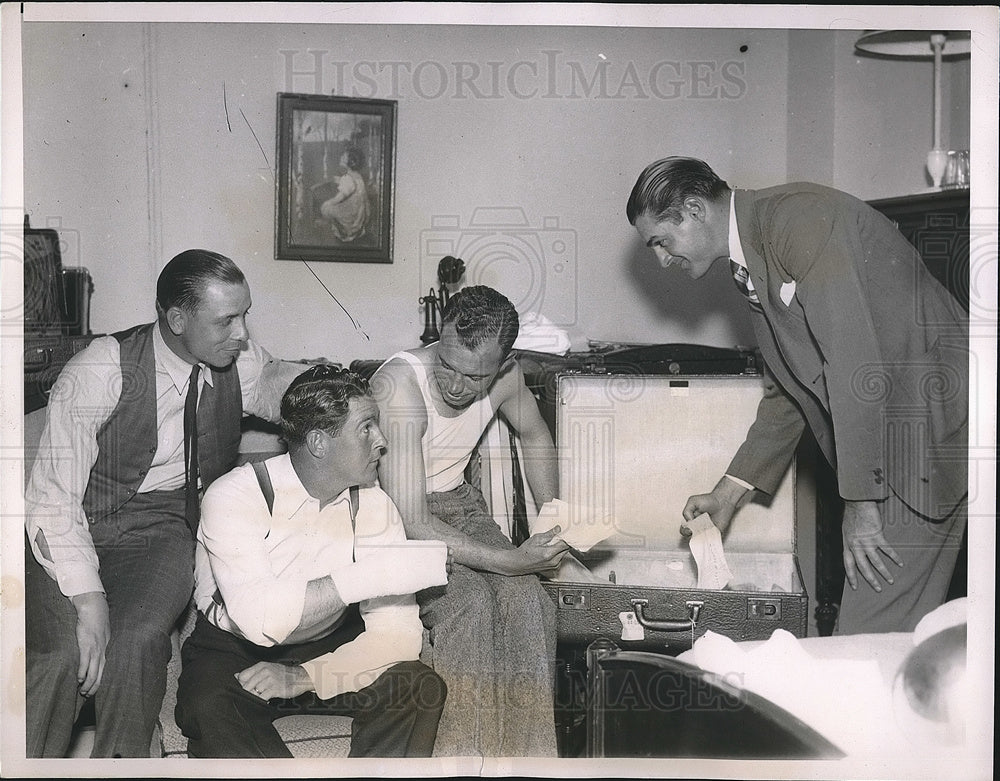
[531, 498, 617, 553]
[684, 514, 735, 590]
[547, 552, 608, 584]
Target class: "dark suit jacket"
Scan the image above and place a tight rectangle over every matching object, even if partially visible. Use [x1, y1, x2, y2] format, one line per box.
[726, 183, 968, 520]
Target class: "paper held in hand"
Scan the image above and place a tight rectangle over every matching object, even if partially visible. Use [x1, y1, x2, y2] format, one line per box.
[683, 514, 735, 590]
[530, 498, 617, 553]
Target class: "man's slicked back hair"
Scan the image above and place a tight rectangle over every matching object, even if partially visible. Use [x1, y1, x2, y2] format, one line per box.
[156, 249, 246, 312]
[440, 285, 520, 357]
[280, 365, 373, 447]
[626, 156, 730, 225]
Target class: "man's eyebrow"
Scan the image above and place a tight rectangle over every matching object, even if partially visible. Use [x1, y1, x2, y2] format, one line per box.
[440, 355, 490, 379]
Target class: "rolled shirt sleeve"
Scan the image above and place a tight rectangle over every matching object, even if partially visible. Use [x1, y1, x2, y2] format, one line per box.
[299, 595, 424, 700]
[299, 489, 427, 700]
[24, 337, 121, 597]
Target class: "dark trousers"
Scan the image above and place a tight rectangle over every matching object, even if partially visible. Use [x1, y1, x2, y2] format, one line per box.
[175, 611, 446, 758]
[25, 490, 195, 757]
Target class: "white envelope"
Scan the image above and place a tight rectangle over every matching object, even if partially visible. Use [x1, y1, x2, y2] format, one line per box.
[530, 498, 618, 553]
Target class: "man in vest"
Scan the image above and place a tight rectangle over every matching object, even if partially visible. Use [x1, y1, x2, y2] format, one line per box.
[24, 249, 303, 757]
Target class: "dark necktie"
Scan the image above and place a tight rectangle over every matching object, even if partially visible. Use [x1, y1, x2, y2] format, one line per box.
[730, 258, 760, 305]
[509, 432, 530, 547]
[183, 363, 201, 531]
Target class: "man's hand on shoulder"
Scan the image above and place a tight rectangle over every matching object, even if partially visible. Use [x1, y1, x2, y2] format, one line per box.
[70, 591, 110, 697]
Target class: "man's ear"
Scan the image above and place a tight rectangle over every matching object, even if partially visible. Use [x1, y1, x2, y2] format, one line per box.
[498, 352, 518, 375]
[304, 429, 329, 459]
[683, 196, 706, 222]
[165, 305, 187, 336]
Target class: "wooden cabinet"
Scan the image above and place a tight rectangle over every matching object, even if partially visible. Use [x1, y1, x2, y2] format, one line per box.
[868, 188, 971, 311]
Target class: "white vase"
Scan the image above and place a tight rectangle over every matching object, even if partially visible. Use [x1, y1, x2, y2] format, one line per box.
[926, 149, 950, 189]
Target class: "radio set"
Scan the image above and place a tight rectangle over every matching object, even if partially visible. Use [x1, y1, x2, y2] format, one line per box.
[23, 216, 98, 412]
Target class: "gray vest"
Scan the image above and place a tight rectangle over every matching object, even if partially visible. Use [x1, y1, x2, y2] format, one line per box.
[82, 322, 243, 523]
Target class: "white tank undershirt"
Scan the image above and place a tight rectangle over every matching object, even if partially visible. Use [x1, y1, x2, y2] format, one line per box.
[386, 350, 496, 494]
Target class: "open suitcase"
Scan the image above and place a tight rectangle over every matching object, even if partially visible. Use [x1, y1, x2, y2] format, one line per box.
[545, 372, 808, 654]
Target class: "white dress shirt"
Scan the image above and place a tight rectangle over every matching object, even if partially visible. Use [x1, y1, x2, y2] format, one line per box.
[728, 189, 757, 298]
[729, 189, 797, 306]
[25, 323, 300, 597]
[725, 191, 761, 494]
[194, 453, 425, 700]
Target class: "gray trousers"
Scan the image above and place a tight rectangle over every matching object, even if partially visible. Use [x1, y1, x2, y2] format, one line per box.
[420, 482, 558, 757]
[25, 489, 194, 757]
[836, 491, 967, 635]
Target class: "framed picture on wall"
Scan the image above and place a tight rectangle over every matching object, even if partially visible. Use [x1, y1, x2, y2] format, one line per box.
[275, 93, 396, 263]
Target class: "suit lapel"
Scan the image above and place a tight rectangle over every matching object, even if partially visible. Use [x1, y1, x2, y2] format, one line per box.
[734, 189, 829, 408]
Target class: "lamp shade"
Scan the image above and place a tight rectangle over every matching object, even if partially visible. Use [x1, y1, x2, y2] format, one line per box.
[855, 30, 972, 58]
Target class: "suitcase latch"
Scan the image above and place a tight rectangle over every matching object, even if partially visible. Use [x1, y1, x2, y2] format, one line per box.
[557, 587, 590, 610]
[747, 598, 782, 620]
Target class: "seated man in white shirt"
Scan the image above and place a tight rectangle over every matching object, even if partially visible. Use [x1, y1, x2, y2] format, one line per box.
[174, 365, 450, 757]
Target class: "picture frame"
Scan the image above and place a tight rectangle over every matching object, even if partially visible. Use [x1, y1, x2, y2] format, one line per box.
[275, 93, 396, 263]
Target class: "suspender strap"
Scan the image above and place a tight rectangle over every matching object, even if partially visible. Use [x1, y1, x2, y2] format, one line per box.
[212, 468, 360, 609]
[348, 485, 359, 562]
[251, 460, 355, 526]
[251, 460, 275, 515]
[212, 460, 274, 610]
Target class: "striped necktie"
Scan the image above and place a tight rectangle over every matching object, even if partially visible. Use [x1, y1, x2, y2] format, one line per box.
[730, 259, 760, 304]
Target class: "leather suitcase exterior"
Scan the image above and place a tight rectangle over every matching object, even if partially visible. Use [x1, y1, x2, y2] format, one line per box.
[24, 333, 101, 413]
[545, 373, 807, 654]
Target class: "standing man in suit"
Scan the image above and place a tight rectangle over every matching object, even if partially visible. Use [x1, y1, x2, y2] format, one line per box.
[24, 249, 303, 757]
[627, 156, 968, 635]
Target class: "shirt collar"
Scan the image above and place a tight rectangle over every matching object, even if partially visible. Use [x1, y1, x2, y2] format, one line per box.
[728, 189, 748, 270]
[153, 321, 214, 394]
[266, 452, 355, 516]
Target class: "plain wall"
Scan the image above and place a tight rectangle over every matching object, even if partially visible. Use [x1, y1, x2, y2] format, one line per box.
[22, 23, 970, 364]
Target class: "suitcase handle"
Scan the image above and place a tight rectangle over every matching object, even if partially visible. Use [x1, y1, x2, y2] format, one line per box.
[630, 599, 703, 632]
[25, 344, 54, 371]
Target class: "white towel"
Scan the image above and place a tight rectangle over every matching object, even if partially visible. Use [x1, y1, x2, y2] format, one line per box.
[331, 540, 449, 604]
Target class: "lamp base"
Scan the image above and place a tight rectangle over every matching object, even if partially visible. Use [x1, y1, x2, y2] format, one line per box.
[927, 149, 949, 189]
